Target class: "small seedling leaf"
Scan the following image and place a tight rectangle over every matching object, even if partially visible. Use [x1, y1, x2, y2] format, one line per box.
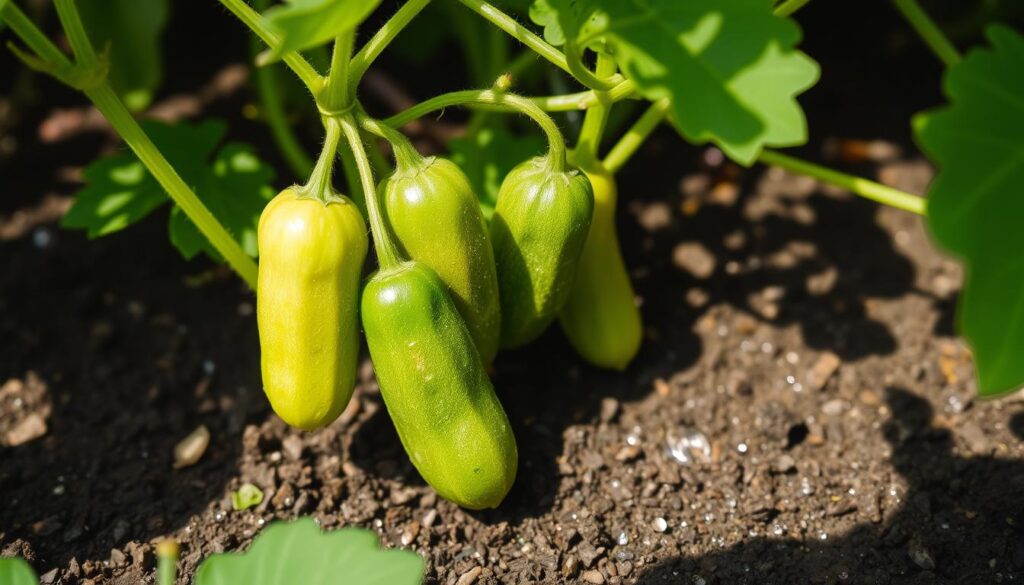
[195, 518, 424, 585]
[914, 25, 1024, 396]
[231, 483, 264, 511]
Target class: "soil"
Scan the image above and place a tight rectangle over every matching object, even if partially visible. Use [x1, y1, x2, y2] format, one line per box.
[2, 3, 1024, 585]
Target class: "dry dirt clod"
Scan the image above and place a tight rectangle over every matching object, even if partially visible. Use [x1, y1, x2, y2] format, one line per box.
[806, 352, 841, 391]
[4, 413, 47, 446]
[454, 566, 482, 585]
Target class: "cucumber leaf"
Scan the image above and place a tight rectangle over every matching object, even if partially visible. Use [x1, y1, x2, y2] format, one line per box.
[262, 0, 381, 60]
[195, 518, 424, 585]
[914, 25, 1024, 396]
[537, 0, 818, 165]
[64, 120, 275, 262]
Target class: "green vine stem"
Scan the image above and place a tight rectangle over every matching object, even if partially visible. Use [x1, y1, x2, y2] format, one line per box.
[297, 116, 344, 203]
[574, 52, 618, 163]
[565, 41, 617, 92]
[323, 32, 354, 111]
[349, 0, 432, 96]
[357, 114, 422, 172]
[218, 0, 322, 91]
[2, 0, 259, 288]
[603, 98, 669, 174]
[891, 0, 961, 67]
[251, 0, 313, 179]
[774, 0, 812, 17]
[339, 115, 402, 269]
[382, 88, 567, 172]
[759, 149, 928, 216]
[532, 79, 638, 112]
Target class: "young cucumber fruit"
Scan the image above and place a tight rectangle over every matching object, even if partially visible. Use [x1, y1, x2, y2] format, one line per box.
[559, 162, 642, 370]
[380, 157, 501, 365]
[490, 156, 594, 348]
[362, 261, 518, 509]
[257, 189, 368, 430]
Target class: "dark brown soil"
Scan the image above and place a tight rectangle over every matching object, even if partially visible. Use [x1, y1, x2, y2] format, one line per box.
[2, 3, 1024, 585]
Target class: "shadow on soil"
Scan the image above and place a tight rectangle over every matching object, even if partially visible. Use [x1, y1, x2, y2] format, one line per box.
[0, 214, 261, 566]
[633, 388, 1024, 584]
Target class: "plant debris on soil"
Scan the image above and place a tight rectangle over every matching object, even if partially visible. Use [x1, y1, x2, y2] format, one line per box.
[2, 4, 1024, 585]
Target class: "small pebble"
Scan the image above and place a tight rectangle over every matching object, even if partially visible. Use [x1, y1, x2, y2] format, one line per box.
[581, 569, 606, 584]
[652, 517, 668, 533]
[173, 425, 210, 469]
[455, 566, 481, 585]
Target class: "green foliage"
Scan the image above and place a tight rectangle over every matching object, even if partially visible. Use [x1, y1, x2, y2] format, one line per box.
[231, 483, 264, 511]
[195, 518, 424, 585]
[914, 25, 1024, 396]
[529, 0, 565, 46]
[63, 120, 275, 262]
[448, 126, 545, 218]
[0, 558, 37, 585]
[537, 0, 818, 165]
[78, 0, 168, 111]
[262, 0, 382, 60]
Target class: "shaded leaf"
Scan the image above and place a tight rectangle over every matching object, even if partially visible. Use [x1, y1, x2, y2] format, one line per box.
[262, 0, 381, 60]
[449, 126, 546, 218]
[78, 0, 168, 111]
[63, 121, 224, 237]
[195, 518, 424, 585]
[0, 558, 37, 585]
[63, 120, 275, 263]
[914, 25, 1024, 396]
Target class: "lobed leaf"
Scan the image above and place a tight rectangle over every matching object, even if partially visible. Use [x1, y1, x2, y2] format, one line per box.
[914, 25, 1024, 396]
[538, 0, 818, 165]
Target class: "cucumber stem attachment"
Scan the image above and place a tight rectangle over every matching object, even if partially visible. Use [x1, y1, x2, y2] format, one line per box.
[382, 88, 567, 172]
[339, 114, 403, 269]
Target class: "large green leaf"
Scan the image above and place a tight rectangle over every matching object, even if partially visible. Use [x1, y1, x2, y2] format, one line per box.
[914, 25, 1024, 396]
[63, 121, 224, 237]
[448, 126, 546, 218]
[195, 518, 424, 585]
[262, 0, 382, 60]
[78, 0, 168, 111]
[546, 0, 818, 165]
[0, 558, 37, 585]
[63, 120, 275, 262]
